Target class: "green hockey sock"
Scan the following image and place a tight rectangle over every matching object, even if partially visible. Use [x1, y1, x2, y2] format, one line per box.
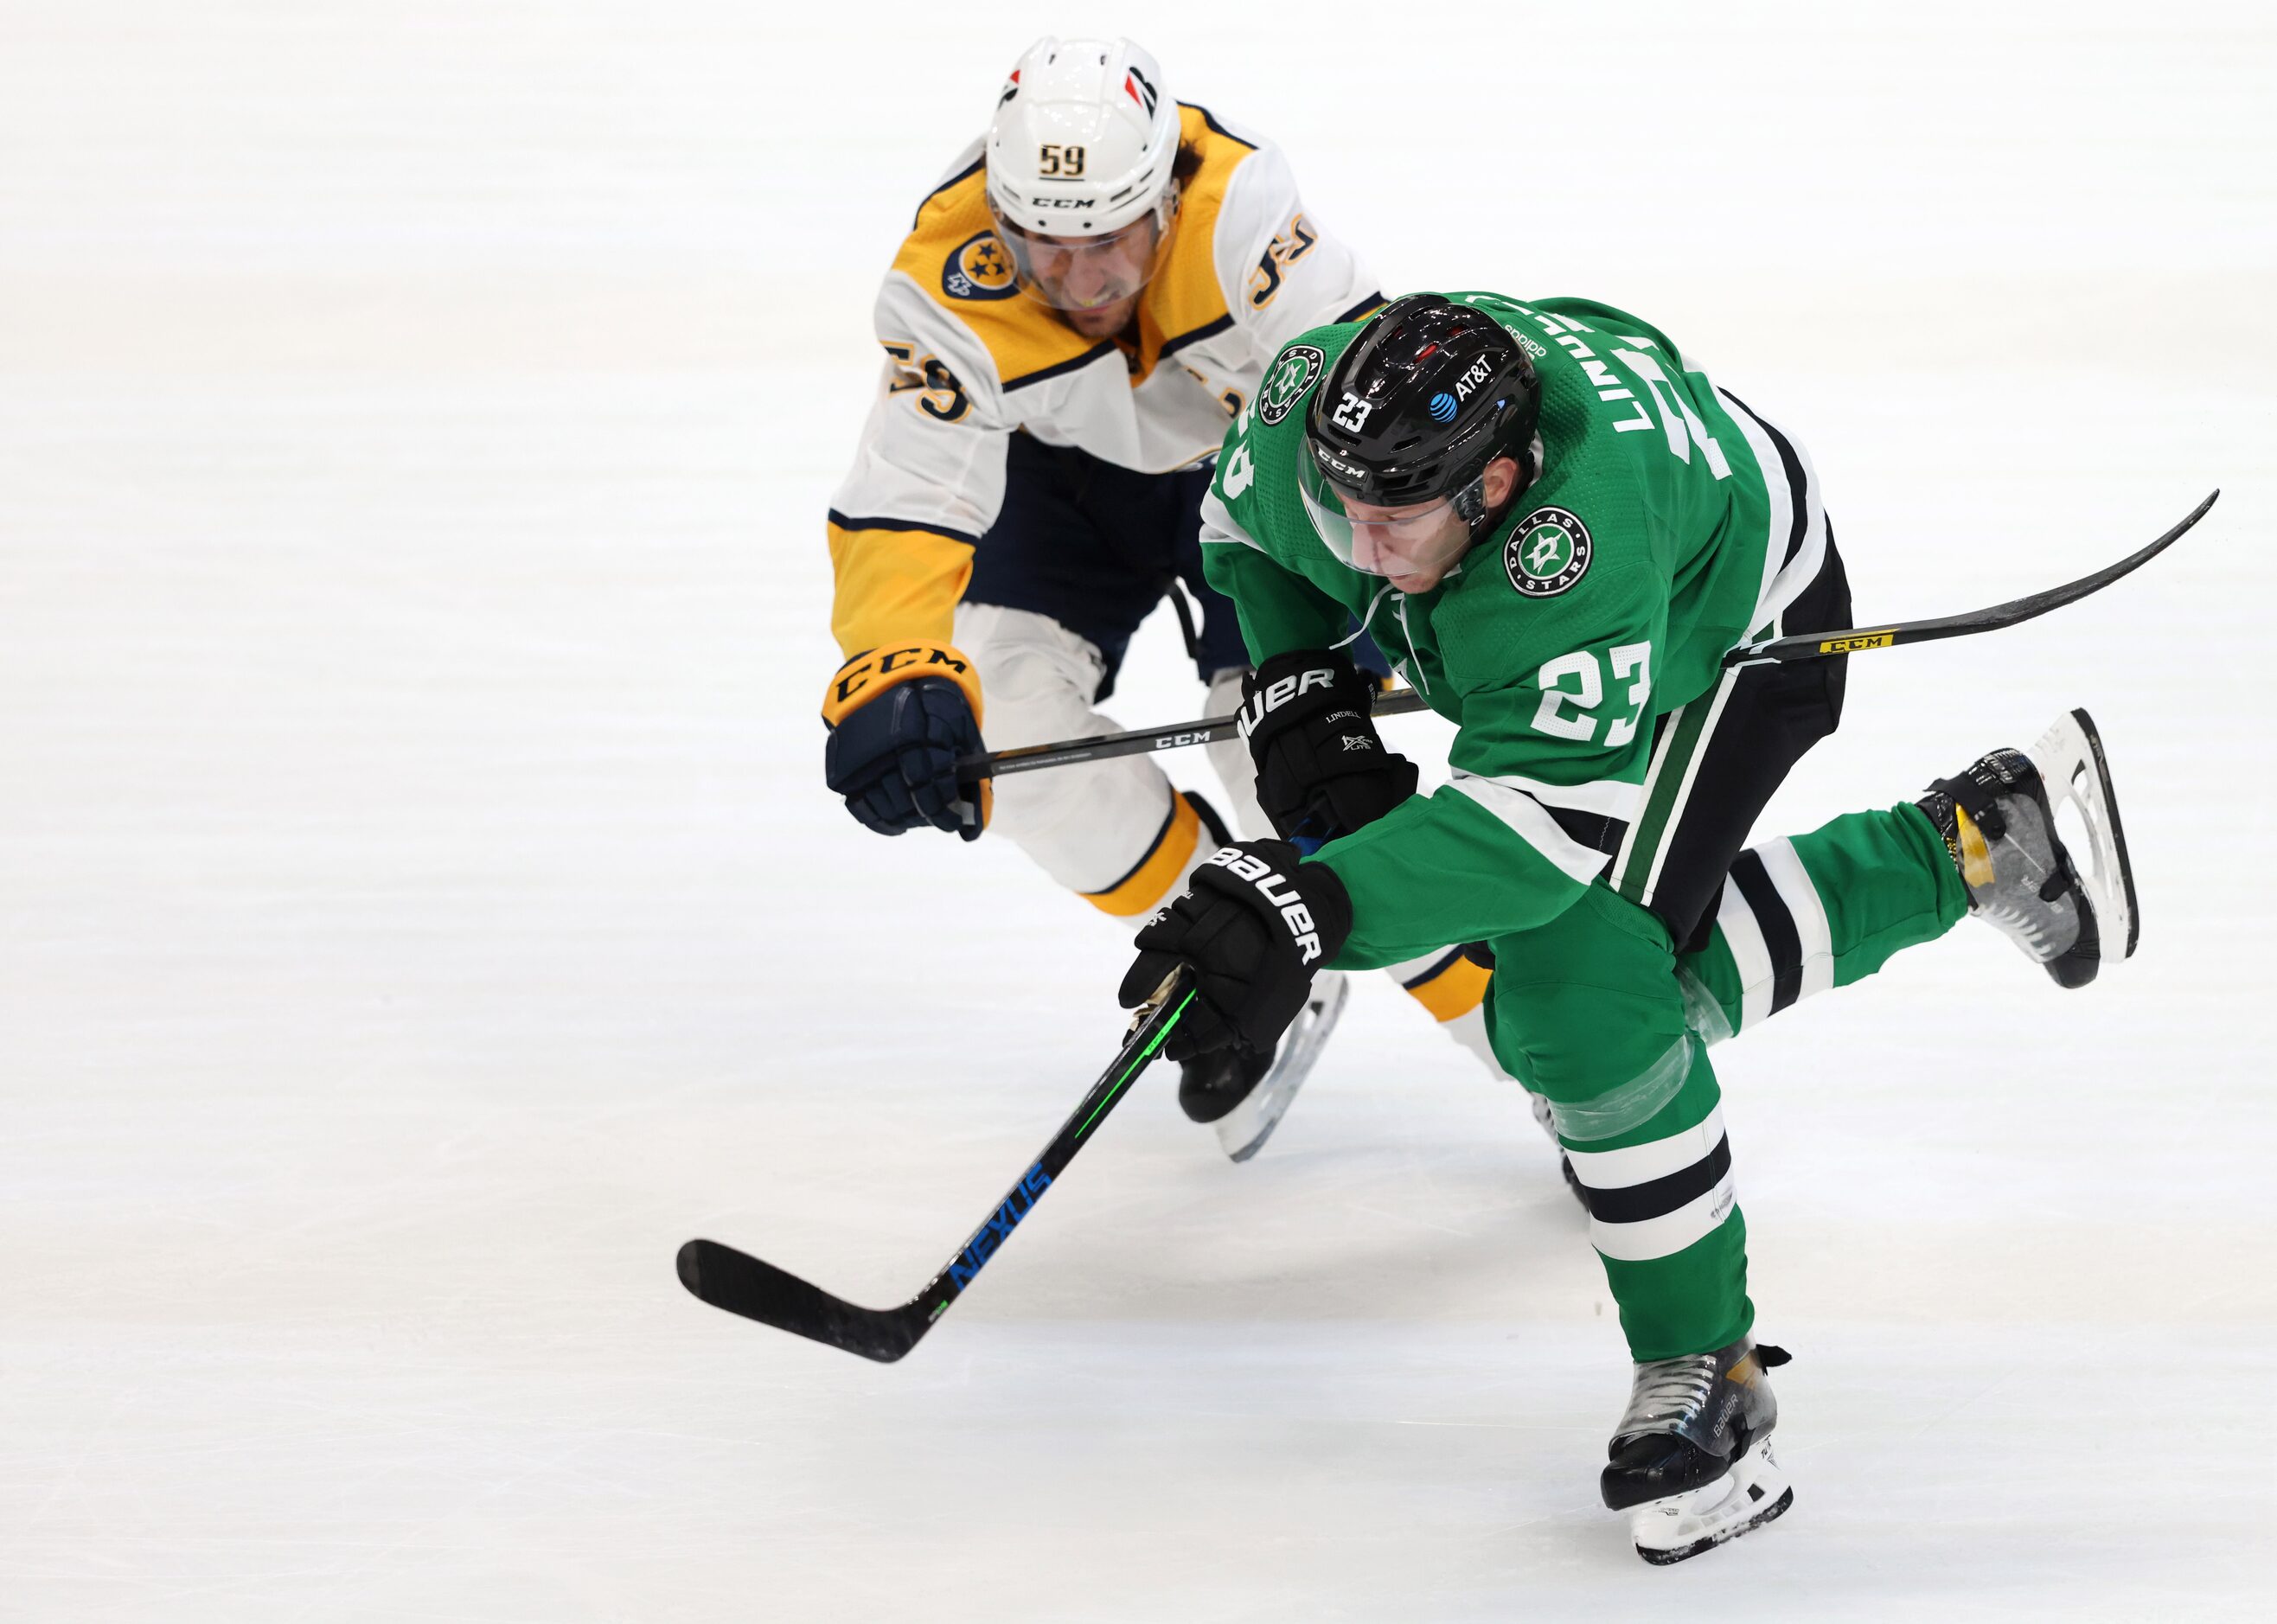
[1563, 1033, 1752, 1360]
[1679, 802, 1967, 1040]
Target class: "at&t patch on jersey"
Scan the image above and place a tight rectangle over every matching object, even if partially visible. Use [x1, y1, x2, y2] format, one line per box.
[1257, 343, 1325, 425]
[942, 232, 1019, 301]
[1505, 506, 1593, 598]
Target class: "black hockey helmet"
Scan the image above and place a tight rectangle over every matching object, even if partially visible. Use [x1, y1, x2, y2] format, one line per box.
[1302, 293, 1540, 529]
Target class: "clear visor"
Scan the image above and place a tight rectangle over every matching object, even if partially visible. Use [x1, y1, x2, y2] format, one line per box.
[1298, 456, 1483, 582]
[987, 205, 1168, 313]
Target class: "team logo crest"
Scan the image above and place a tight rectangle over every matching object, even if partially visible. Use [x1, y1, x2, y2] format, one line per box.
[1257, 343, 1325, 425]
[942, 232, 1019, 302]
[1504, 507, 1593, 598]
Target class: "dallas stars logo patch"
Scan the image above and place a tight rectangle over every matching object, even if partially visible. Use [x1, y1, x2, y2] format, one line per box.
[1257, 344, 1325, 425]
[1504, 507, 1592, 598]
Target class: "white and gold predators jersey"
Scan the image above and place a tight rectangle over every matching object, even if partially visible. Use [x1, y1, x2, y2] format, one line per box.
[826, 104, 1379, 657]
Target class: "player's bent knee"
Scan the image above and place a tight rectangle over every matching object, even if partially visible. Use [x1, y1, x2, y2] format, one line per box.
[1487, 975, 1693, 1136]
[1542, 1034, 1700, 1144]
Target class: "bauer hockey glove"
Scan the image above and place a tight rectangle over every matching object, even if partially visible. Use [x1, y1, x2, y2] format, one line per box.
[1238, 649, 1418, 844]
[822, 643, 990, 841]
[1118, 840, 1353, 1060]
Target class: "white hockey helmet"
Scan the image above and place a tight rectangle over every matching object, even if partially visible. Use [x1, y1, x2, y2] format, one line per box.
[984, 37, 1183, 311]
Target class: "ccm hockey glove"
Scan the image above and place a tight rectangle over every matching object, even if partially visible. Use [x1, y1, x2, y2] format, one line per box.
[1118, 840, 1354, 1061]
[822, 643, 990, 841]
[1238, 649, 1418, 842]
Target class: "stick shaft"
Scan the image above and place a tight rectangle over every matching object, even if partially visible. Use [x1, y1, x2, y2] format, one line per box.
[956, 491, 2216, 780]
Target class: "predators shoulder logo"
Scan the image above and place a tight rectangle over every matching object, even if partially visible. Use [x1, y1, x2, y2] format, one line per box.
[942, 232, 1019, 302]
[1257, 344, 1325, 425]
[1504, 507, 1592, 598]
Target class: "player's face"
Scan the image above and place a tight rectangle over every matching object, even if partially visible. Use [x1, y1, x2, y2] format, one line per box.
[1340, 496, 1471, 592]
[1301, 456, 1524, 592]
[1000, 216, 1162, 337]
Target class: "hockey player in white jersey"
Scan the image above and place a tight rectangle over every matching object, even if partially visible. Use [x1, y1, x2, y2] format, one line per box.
[820, 37, 1512, 1153]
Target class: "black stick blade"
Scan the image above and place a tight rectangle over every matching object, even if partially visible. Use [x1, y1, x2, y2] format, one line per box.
[676, 1238, 923, 1363]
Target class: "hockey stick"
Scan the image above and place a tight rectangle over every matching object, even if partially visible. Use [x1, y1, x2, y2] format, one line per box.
[957, 490, 2217, 781]
[676, 973, 1194, 1361]
[1724, 488, 2217, 667]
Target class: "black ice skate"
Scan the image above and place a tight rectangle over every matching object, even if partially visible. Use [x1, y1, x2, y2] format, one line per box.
[1602, 1339, 1793, 1565]
[1177, 972, 1348, 1163]
[1918, 707, 2138, 988]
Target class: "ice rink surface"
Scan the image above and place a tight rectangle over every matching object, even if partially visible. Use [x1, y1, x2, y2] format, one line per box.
[3, 2, 2274, 1618]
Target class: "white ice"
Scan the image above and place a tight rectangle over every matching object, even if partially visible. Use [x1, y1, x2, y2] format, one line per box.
[3, 3, 2274, 1619]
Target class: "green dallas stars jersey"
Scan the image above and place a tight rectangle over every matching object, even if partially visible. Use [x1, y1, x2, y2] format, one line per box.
[1199, 292, 1791, 969]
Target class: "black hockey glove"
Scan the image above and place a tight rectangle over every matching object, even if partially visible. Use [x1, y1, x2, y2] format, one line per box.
[822, 645, 989, 841]
[1117, 840, 1354, 1061]
[1238, 649, 1418, 843]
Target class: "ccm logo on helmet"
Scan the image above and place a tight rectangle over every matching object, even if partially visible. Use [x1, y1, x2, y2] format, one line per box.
[1235, 666, 1335, 738]
[1205, 847, 1324, 963]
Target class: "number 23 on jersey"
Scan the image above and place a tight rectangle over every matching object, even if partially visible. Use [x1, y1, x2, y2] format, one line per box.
[1534, 643, 1653, 746]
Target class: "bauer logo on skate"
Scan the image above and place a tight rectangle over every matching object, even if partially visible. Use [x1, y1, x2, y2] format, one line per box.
[1205, 847, 1325, 962]
[948, 1162, 1053, 1288]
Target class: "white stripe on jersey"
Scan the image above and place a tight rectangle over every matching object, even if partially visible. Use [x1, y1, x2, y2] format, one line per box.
[1462, 769, 1642, 822]
[1445, 772, 1615, 884]
[1198, 485, 1267, 553]
[1716, 387, 1827, 640]
[1631, 666, 1739, 909]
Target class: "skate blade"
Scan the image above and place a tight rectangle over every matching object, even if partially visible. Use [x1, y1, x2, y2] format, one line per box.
[1628, 1435, 1793, 1566]
[2025, 707, 2139, 962]
[1216, 972, 1349, 1163]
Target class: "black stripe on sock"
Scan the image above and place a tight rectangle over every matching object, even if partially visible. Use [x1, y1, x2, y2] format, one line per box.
[1583, 1135, 1732, 1225]
[1730, 849, 1803, 1013]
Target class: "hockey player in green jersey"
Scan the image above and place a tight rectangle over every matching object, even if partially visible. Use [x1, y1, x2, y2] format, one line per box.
[1116, 293, 2139, 1563]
